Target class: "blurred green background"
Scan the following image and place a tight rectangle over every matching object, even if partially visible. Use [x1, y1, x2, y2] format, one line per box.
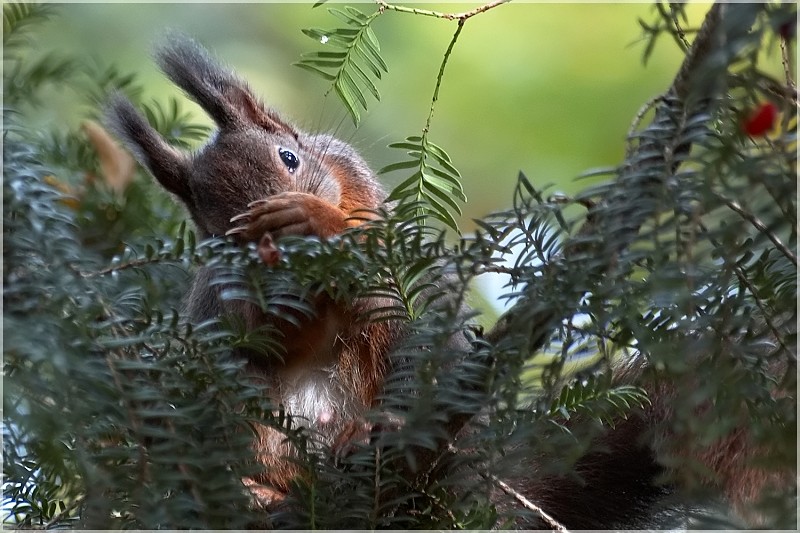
[35, 1, 711, 219]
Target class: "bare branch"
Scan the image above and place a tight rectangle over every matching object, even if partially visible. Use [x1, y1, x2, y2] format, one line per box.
[716, 193, 797, 267]
[490, 474, 569, 532]
[375, 0, 510, 21]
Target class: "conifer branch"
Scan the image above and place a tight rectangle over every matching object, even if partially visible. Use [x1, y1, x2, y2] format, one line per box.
[487, 1, 732, 344]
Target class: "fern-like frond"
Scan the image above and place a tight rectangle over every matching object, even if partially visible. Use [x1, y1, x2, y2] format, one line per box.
[383, 135, 467, 232]
[549, 373, 650, 428]
[141, 97, 212, 148]
[295, 6, 386, 125]
[3, 2, 55, 54]
[83, 62, 145, 108]
[3, 52, 78, 107]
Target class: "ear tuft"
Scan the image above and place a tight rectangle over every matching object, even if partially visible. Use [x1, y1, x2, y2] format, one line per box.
[155, 34, 242, 128]
[155, 33, 297, 135]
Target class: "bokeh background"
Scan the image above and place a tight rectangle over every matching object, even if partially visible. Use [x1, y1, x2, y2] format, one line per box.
[32, 1, 713, 313]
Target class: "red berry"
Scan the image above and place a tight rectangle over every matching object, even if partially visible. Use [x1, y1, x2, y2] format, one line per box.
[742, 102, 778, 136]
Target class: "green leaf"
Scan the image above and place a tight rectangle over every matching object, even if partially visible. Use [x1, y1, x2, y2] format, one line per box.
[400, 257, 437, 290]
[427, 165, 465, 189]
[424, 173, 467, 203]
[297, 6, 386, 126]
[378, 159, 420, 175]
[352, 44, 384, 79]
[360, 28, 388, 71]
[296, 57, 345, 69]
[424, 140, 454, 164]
[422, 190, 460, 229]
[423, 176, 464, 214]
[387, 141, 423, 151]
[427, 151, 461, 178]
[385, 171, 425, 202]
[294, 62, 337, 82]
[383, 135, 466, 232]
[334, 78, 361, 124]
[345, 5, 370, 23]
[340, 69, 368, 110]
[305, 50, 347, 59]
[348, 57, 381, 100]
[329, 7, 365, 26]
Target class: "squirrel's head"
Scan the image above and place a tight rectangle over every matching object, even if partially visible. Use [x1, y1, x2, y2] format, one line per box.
[106, 35, 380, 238]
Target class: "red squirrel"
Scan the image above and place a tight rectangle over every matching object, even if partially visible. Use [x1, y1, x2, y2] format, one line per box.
[107, 35, 409, 507]
[106, 36, 793, 528]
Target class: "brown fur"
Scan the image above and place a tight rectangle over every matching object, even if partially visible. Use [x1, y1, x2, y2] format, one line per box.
[505, 363, 794, 528]
[641, 370, 795, 527]
[106, 35, 401, 507]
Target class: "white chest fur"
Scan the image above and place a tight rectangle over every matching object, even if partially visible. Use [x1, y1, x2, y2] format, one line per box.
[277, 364, 362, 442]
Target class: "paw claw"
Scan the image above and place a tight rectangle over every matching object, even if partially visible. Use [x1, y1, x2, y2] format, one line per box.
[230, 212, 249, 223]
[247, 198, 269, 208]
[225, 227, 245, 236]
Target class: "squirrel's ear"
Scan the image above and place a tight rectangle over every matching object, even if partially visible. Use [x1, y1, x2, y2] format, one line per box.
[156, 35, 297, 136]
[105, 94, 192, 203]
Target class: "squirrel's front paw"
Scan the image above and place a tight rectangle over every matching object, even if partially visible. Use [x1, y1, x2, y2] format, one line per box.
[226, 192, 349, 241]
[331, 413, 405, 461]
[242, 476, 286, 510]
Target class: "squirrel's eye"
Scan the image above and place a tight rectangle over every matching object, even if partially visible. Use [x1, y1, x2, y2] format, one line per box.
[278, 148, 299, 173]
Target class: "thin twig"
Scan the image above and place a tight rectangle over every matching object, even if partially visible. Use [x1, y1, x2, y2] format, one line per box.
[477, 264, 517, 276]
[697, 221, 795, 360]
[779, 34, 795, 91]
[670, 3, 724, 101]
[625, 94, 665, 159]
[409, 18, 466, 216]
[44, 496, 84, 529]
[376, 0, 510, 21]
[489, 474, 569, 532]
[450, 0, 511, 21]
[101, 301, 207, 516]
[372, 445, 381, 526]
[423, 19, 465, 135]
[82, 257, 161, 278]
[715, 193, 797, 267]
[102, 340, 151, 489]
[668, 2, 692, 51]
